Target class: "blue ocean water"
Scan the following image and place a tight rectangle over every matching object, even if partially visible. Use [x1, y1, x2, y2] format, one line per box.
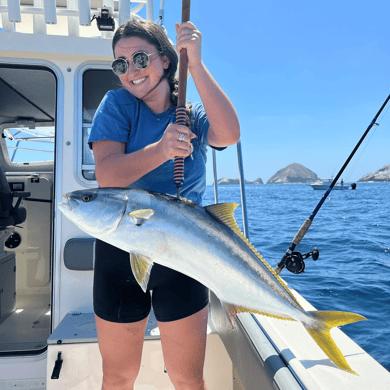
[203, 182, 390, 371]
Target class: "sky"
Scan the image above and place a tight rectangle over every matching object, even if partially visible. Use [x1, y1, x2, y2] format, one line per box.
[2, 1, 389, 185]
[155, 0, 390, 184]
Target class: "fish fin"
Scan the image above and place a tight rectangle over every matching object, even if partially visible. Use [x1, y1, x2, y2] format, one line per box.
[129, 252, 154, 293]
[304, 311, 367, 375]
[221, 301, 297, 329]
[128, 209, 154, 226]
[204, 203, 242, 236]
[205, 203, 303, 310]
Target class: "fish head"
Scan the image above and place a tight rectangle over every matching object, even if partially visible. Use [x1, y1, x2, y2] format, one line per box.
[58, 188, 128, 236]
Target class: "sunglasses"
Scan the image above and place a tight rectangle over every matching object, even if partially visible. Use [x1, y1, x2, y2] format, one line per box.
[111, 51, 161, 76]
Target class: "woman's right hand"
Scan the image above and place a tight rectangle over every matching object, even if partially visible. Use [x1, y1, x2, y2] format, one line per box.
[158, 123, 196, 160]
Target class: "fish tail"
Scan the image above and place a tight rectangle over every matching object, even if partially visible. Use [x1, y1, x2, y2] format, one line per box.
[304, 311, 366, 375]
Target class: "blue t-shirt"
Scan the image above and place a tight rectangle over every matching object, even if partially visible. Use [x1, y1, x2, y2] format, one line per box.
[89, 89, 211, 205]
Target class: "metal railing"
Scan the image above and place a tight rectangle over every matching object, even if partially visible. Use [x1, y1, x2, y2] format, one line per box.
[212, 140, 250, 240]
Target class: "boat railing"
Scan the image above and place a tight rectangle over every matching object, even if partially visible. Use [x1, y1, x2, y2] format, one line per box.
[212, 140, 251, 240]
[0, 0, 154, 38]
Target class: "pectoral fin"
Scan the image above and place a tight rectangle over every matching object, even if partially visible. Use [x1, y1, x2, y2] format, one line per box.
[130, 252, 154, 292]
[128, 209, 154, 226]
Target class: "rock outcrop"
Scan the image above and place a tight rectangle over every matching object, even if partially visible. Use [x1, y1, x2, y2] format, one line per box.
[358, 164, 390, 182]
[251, 177, 264, 185]
[217, 177, 263, 185]
[267, 163, 318, 184]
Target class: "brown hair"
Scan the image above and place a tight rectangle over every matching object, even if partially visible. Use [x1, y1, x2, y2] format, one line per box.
[112, 19, 192, 126]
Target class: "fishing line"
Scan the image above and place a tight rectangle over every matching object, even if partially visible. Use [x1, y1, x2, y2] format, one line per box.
[275, 93, 390, 275]
[173, 0, 191, 198]
[345, 103, 390, 182]
[345, 125, 378, 182]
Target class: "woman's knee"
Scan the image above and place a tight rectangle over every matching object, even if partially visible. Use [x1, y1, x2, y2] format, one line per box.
[95, 315, 148, 389]
[101, 360, 140, 390]
[167, 371, 206, 390]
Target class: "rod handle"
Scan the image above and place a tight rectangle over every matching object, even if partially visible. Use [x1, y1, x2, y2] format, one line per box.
[292, 218, 312, 246]
[274, 264, 283, 275]
[174, 0, 191, 196]
[177, 0, 191, 106]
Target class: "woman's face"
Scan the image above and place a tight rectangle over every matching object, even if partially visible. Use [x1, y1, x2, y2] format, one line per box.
[114, 36, 170, 103]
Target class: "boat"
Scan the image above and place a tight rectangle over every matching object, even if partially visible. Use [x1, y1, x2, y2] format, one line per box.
[308, 178, 357, 190]
[0, 1, 389, 389]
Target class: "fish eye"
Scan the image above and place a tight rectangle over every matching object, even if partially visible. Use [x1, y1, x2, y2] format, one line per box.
[82, 194, 92, 202]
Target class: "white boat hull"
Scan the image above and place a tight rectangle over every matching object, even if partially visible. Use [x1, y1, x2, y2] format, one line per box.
[309, 184, 351, 190]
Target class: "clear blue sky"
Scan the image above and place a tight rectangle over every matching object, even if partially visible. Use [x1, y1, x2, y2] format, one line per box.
[157, 0, 390, 184]
[4, 1, 388, 184]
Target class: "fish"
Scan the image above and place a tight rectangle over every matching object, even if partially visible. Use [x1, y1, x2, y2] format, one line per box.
[58, 187, 366, 375]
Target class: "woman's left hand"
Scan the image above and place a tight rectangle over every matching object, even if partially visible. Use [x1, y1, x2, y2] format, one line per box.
[175, 21, 202, 69]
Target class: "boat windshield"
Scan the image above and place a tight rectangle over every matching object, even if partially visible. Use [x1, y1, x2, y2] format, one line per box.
[3, 126, 55, 164]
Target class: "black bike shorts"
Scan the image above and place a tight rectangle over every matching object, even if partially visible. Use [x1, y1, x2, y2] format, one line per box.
[93, 239, 209, 323]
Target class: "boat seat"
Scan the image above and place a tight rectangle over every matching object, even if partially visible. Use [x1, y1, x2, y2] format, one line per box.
[0, 166, 30, 256]
[0, 165, 30, 229]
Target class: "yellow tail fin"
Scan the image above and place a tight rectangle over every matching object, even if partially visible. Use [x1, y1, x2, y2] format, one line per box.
[305, 311, 366, 375]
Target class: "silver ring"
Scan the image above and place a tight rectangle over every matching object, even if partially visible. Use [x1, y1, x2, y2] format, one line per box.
[179, 133, 185, 142]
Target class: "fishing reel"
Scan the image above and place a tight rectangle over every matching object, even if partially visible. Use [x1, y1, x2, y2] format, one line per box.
[279, 248, 319, 274]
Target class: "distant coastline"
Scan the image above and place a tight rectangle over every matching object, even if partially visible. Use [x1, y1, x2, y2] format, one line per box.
[215, 162, 390, 185]
[216, 177, 263, 185]
[357, 163, 390, 182]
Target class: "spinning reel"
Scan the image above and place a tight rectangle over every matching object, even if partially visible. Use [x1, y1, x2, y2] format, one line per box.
[277, 247, 319, 274]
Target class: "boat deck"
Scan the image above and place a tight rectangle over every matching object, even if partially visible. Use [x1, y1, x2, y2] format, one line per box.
[0, 294, 50, 353]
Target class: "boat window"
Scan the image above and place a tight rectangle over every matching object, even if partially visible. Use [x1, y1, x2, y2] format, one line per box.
[3, 125, 55, 165]
[0, 65, 56, 167]
[81, 69, 122, 181]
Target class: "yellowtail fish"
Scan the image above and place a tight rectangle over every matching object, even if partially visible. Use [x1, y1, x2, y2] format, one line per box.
[58, 187, 366, 375]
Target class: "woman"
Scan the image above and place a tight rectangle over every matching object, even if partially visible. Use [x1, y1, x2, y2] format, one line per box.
[89, 18, 240, 390]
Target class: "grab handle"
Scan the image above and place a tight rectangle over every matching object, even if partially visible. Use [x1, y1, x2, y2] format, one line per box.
[51, 352, 63, 379]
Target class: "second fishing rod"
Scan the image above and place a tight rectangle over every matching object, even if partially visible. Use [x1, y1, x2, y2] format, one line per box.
[275, 93, 390, 275]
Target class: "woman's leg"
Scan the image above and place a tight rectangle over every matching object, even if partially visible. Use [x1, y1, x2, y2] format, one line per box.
[158, 306, 209, 390]
[93, 240, 152, 389]
[95, 314, 149, 390]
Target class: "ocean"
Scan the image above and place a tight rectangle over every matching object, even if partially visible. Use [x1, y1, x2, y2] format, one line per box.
[202, 182, 390, 372]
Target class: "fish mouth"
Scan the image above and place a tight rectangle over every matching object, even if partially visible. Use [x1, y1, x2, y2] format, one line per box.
[57, 201, 70, 213]
[58, 192, 78, 213]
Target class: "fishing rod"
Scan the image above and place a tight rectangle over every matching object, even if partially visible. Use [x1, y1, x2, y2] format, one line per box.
[275, 93, 390, 275]
[173, 0, 191, 198]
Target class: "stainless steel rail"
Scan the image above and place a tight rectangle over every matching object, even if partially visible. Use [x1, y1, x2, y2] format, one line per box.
[211, 140, 250, 239]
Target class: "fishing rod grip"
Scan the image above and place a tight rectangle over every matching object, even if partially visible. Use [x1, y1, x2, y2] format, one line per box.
[174, 0, 191, 197]
[274, 218, 312, 275]
[173, 106, 187, 194]
[292, 218, 312, 246]
[178, 0, 191, 106]
[275, 256, 287, 275]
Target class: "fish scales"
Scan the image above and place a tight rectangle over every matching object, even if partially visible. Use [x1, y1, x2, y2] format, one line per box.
[122, 190, 304, 321]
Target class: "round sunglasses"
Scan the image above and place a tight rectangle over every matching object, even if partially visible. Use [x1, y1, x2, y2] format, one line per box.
[111, 51, 161, 76]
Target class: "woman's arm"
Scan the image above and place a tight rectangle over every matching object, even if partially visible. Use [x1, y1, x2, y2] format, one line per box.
[175, 22, 241, 148]
[93, 123, 195, 188]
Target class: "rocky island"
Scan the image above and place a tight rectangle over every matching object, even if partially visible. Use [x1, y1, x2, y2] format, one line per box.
[267, 163, 318, 184]
[217, 177, 264, 185]
[358, 164, 390, 182]
[216, 163, 390, 186]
